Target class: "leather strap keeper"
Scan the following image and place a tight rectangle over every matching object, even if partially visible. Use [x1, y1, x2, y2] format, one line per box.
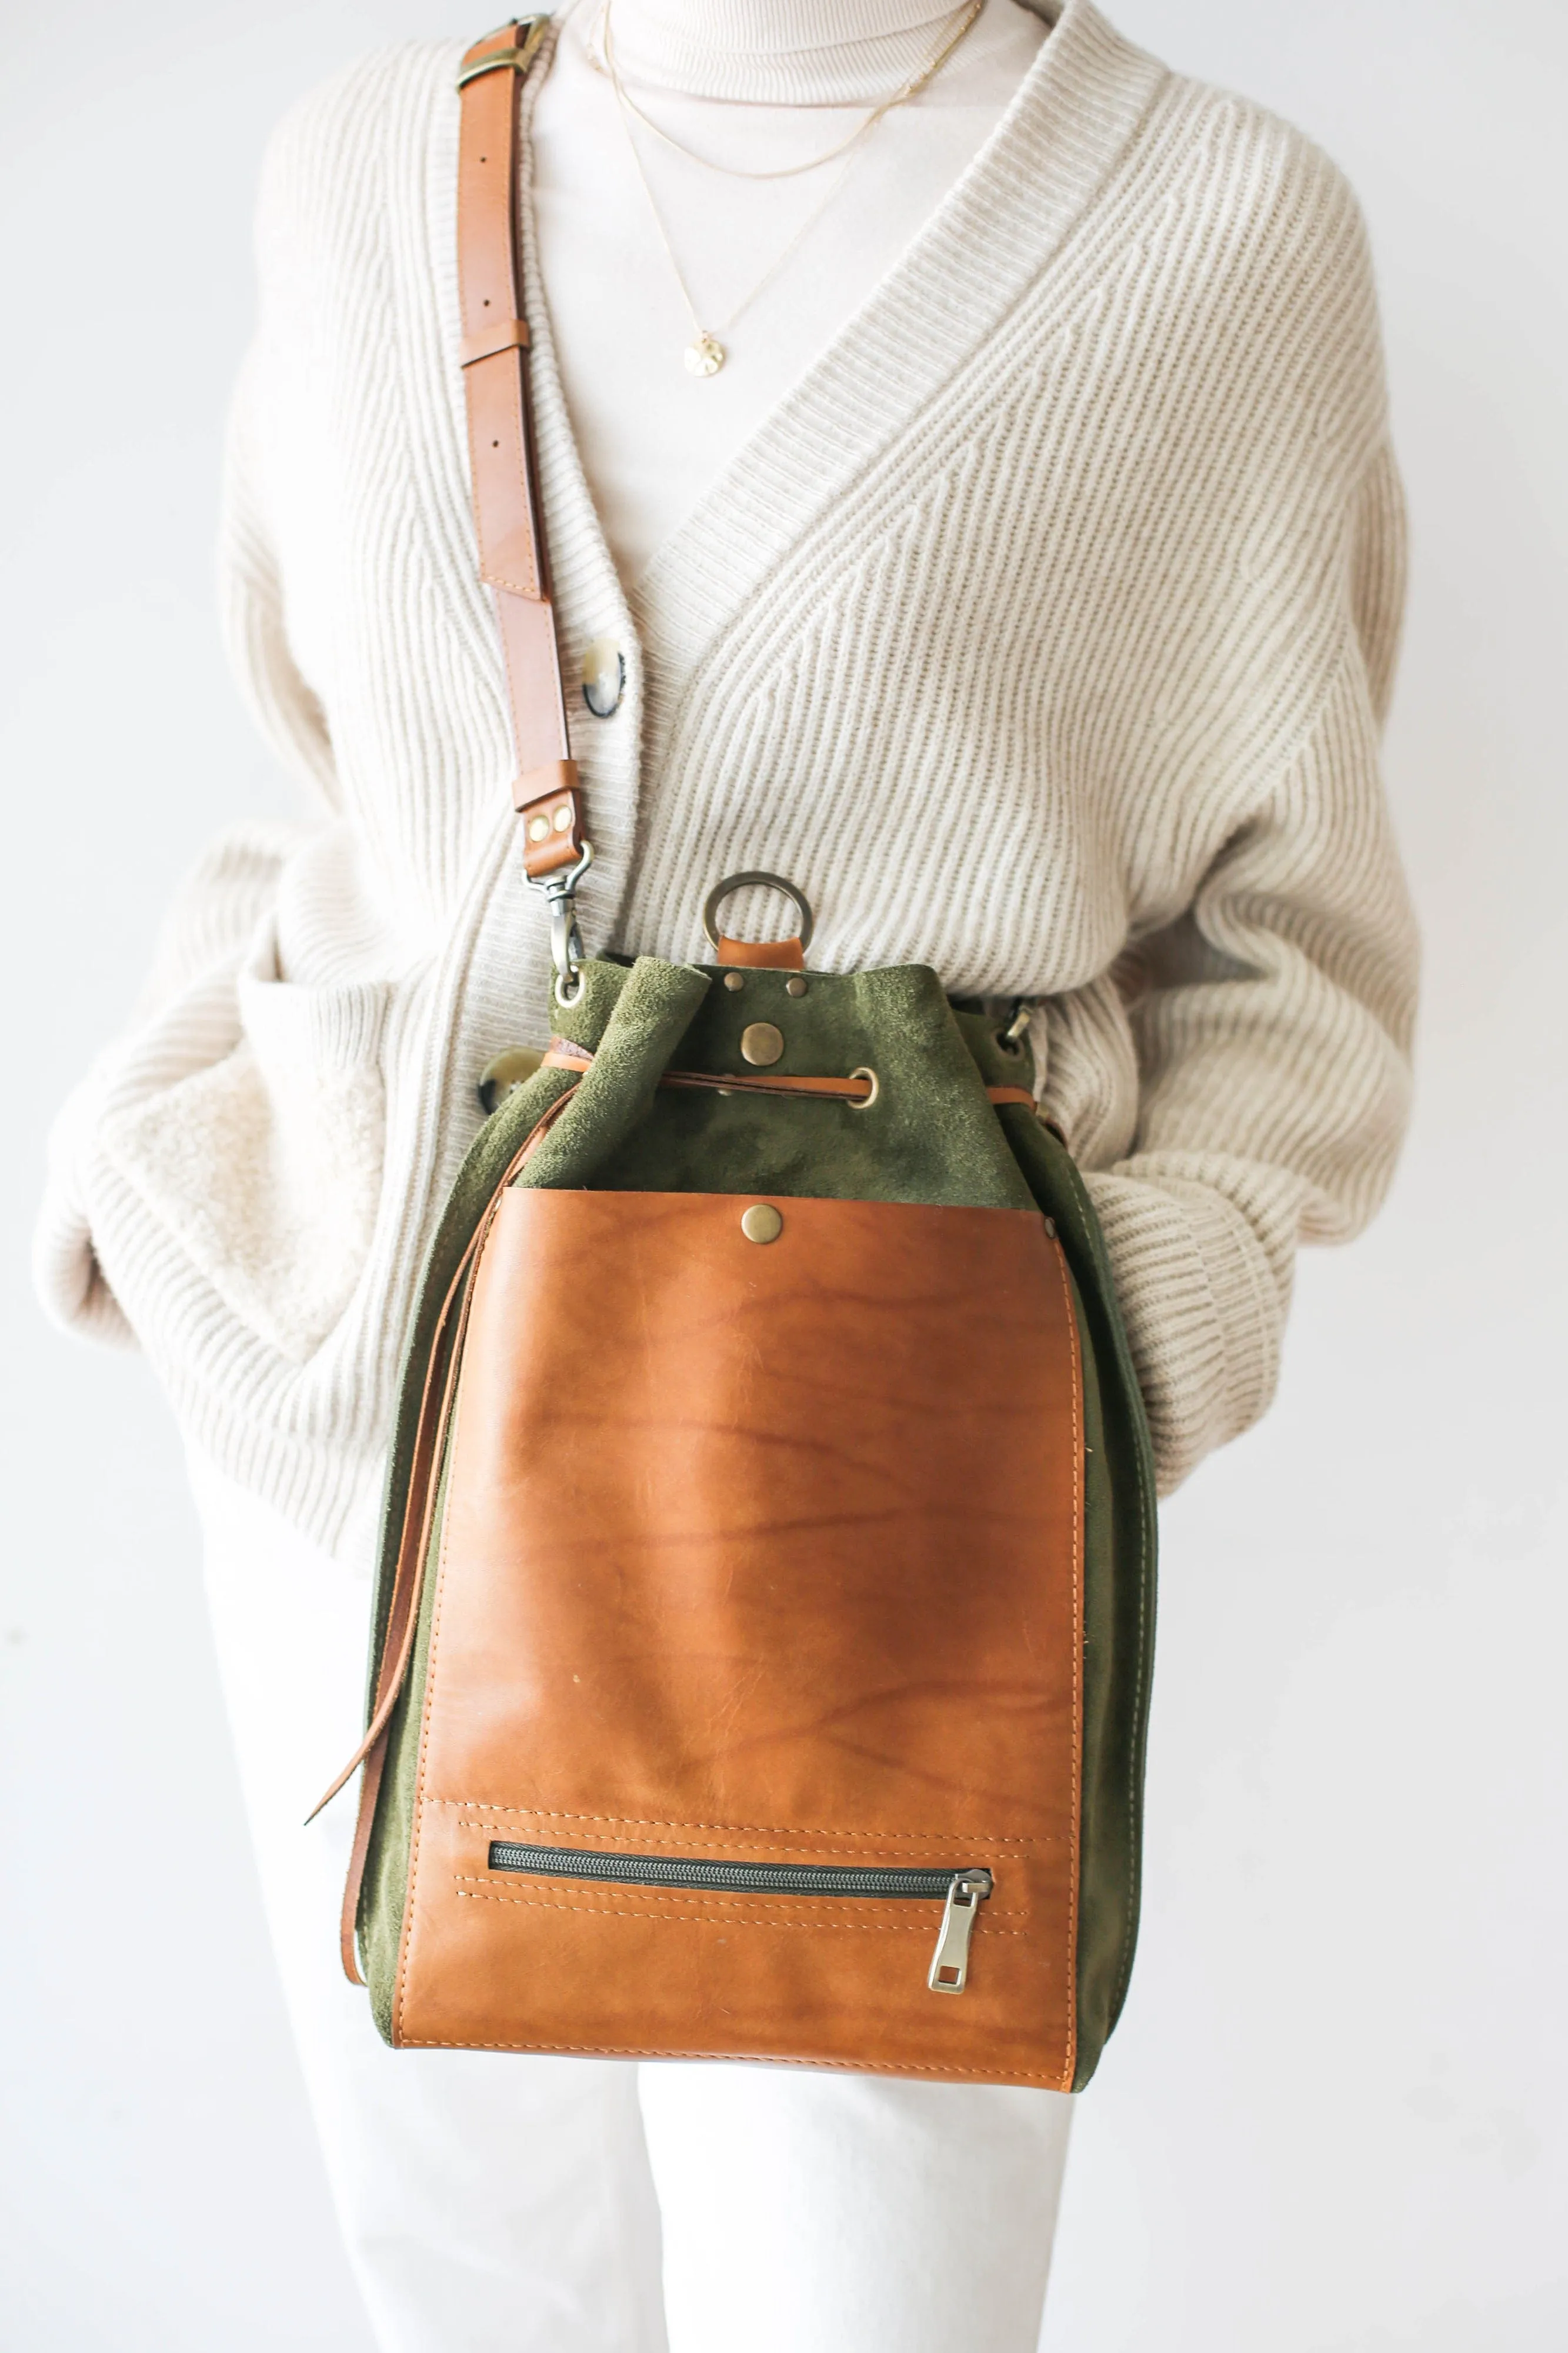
[461, 318, 531, 365]
[518, 767, 586, 873]
[716, 934, 807, 970]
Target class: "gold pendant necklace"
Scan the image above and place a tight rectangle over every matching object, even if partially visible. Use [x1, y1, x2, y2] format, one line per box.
[599, 0, 986, 376]
[594, 0, 985, 181]
[685, 331, 726, 378]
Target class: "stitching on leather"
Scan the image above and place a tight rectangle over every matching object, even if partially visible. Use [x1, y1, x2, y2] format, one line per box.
[1054, 1235, 1083, 2091]
[455, 1862, 1027, 1925]
[453, 1819, 1044, 1894]
[435, 1799, 1049, 1846]
[391, 1096, 584, 2037]
[467, 384, 540, 600]
[1119, 1428, 1152, 2015]
[393, 1385, 467, 2043]
[396, 2025, 1069, 2087]
[453, 1887, 1029, 1939]
[1055, 1149, 1153, 2025]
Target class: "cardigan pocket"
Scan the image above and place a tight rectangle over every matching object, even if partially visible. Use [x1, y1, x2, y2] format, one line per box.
[100, 926, 393, 1364]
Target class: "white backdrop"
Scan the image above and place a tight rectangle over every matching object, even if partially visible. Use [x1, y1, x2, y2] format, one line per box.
[2, 2, 1564, 2347]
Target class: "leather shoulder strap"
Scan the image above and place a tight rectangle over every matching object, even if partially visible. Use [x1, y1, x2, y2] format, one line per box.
[457, 19, 587, 879]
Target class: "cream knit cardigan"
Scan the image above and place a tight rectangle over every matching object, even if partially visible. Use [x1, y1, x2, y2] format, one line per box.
[35, 0, 1417, 1554]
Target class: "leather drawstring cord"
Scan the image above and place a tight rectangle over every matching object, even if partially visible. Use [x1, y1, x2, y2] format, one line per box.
[308, 1083, 581, 1985]
[539, 1045, 1037, 1110]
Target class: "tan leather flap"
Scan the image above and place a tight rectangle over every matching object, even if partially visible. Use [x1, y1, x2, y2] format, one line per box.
[395, 1188, 1083, 2085]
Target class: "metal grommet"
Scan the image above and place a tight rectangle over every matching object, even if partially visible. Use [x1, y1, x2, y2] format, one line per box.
[847, 1066, 879, 1111]
[701, 871, 815, 956]
[740, 1203, 783, 1244]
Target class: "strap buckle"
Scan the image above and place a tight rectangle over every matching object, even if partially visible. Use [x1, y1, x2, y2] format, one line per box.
[455, 16, 552, 86]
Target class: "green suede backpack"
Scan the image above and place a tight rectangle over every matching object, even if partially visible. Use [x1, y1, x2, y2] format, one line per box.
[313, 17, 1156, 2093]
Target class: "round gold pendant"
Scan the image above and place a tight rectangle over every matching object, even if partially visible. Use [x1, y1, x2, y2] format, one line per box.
[684, 332, 725, 378]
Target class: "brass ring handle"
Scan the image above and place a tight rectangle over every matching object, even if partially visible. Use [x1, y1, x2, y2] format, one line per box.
[700, 871, 815, 956]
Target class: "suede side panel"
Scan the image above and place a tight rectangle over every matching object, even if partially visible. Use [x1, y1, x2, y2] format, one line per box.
[985, 1076, 1159, 2088]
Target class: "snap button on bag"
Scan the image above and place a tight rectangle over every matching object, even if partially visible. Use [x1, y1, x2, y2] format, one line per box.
[739, 1022, 784, 1066]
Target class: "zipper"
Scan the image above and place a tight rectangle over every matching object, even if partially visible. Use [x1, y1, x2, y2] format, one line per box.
[486, 1841, 993, 1995]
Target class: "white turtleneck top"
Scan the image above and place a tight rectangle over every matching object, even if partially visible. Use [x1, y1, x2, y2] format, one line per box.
[533, 0, 1047, 580]
[35, 1, 1417, 1558]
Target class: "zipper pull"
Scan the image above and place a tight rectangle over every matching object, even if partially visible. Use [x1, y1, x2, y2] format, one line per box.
[927, 1871, 992, 1995]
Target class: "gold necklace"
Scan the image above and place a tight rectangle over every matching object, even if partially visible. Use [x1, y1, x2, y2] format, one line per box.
[599, 0, 986, 376]
[595, 0, 986, 183]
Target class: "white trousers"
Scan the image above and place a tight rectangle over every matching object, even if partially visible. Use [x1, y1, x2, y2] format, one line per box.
[189, 1454, 1074, 2353]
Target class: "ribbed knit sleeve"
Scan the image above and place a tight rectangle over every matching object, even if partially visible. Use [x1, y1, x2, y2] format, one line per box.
[33, 819, 313, 1342]
[33, 322, 331, 1345]
[1082, 441, 1417, 1491]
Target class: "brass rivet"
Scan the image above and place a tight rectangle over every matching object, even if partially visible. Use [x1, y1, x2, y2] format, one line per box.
[740, 1021, 784, 1067]
[552, 802, 573, 832]
[785, 975, 808, 997]
[723, 971, 745, 992]
[526, 814, 550, 842]
[741, 1203, 783, 1244]
[1044, 1217, 1057, 1239]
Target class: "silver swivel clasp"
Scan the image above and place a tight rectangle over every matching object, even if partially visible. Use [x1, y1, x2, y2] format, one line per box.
[531, 840, 595, 1008]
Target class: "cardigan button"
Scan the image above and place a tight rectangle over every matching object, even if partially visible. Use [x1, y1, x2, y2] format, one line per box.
[477, 1045, 542, 1115]
[582, 636, 625, 718]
